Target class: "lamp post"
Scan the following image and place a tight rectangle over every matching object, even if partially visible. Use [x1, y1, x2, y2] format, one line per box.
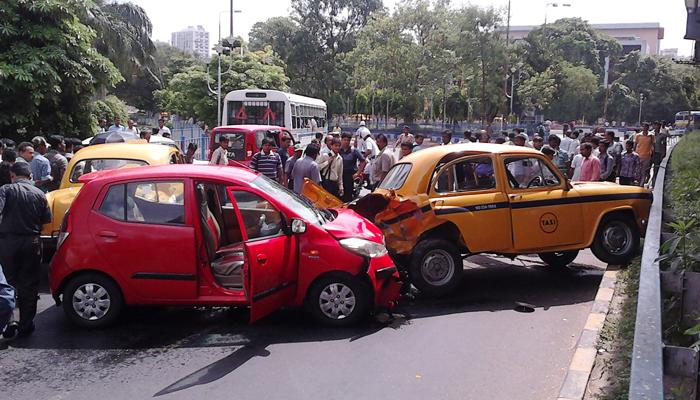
[638, 93, 644, 126]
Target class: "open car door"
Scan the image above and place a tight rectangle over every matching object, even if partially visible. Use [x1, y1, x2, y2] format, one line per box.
[227, 187, 298, 323]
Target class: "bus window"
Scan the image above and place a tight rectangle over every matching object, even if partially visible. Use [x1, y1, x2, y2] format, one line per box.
[227, 101, 285, 127]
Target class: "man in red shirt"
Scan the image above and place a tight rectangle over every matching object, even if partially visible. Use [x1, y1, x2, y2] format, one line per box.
[579, 142, 601, 182]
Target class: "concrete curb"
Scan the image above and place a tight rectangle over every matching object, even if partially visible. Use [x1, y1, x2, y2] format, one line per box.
[557, 268, 618, 400]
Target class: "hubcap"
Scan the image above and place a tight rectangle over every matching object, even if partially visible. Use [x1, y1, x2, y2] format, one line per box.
[602, 221, 633, 256]
[421, 249, 456, 286]
[318, 283, 356, 320]
[72, 283, 111, 321]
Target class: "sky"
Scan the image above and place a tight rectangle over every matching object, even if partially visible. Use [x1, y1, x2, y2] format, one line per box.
[130, 0, 695, 56]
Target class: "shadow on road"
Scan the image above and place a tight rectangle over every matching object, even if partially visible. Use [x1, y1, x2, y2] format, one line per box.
[9, 255, 605, 397]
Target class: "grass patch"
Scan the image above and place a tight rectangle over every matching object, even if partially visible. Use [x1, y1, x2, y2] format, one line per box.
[593, 259, 640, 400]
[668, 130, 700, 222]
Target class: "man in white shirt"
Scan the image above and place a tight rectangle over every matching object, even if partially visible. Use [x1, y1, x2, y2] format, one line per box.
[209, 137, 229, 165]
[355, 121, 371, 149]
[125, 119, 139, 136]
[394, 125, 415, 149]
[158, 119, 171, 138]
[316, 138, 344, 198]
[371, 134, 395, 188]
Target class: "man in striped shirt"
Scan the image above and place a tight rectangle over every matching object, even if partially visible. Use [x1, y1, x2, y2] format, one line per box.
[250, 138, 283, 183]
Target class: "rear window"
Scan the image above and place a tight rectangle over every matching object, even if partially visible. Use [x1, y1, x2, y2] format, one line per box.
[378, 163, 412, 190]
[70, 159, 148, 183]
[214, 132, 246, 160]
[97, 181, 185, 225]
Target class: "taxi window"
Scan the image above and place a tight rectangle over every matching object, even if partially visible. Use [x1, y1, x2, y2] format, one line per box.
[231, 190, 283, 240]
[70, 159, 148, 183]
[215, 132, 246, 160]
[435, 157, 495, 193]
[504, 157, 561, 189]
[378, 163, 412, 190]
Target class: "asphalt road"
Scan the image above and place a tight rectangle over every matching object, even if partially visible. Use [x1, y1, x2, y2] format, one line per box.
[1, 251, 606, 400]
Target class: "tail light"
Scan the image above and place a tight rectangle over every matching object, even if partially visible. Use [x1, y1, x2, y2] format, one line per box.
[57, 211, 72, 250]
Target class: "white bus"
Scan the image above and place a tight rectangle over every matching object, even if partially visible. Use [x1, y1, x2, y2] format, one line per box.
[221, 89, 327, 145]
[674, 110, 700, 130]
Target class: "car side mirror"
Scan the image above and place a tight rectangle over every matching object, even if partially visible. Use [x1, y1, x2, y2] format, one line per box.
[291, 218, 307, 234]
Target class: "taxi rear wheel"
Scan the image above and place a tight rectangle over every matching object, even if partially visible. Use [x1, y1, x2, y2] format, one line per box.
[409, 239, 462, 297]
[62, 273, 123, 329]
[306, 273, 371, 327]
[538, 250, 579, 268]
[592, 217, 640, 265]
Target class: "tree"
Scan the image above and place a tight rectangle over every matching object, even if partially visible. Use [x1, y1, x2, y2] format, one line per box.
[84, 1, 159, 110]
[154, 48, 289, 127]
[0, 0, 122, 139]
[518, 69, 557, 111]
[549, 63, 599, 122]
[249, 17, 300, 63]
[90, 95, 129, 124]
[521, 18, 621, 77]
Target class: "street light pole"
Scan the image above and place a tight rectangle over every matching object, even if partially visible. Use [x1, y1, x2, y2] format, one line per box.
[638, 93, 644, 126]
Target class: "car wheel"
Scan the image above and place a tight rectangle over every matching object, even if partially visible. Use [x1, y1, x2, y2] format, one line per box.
[307, 273, 371, 327]
[538, 250, 579, 268]
[409, 239, 462, 297]
[62, 273, 123, 328]
[591, 216, 640, 265]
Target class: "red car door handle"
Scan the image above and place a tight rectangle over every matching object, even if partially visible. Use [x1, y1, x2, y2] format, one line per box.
[256, 254, 268, 264]
[98, 231, 118, 239]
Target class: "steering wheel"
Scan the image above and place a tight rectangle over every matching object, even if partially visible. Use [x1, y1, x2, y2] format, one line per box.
[527, 176, 543, 188]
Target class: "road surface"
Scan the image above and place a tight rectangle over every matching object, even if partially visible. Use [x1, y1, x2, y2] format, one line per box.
[1, 251, 606, 400]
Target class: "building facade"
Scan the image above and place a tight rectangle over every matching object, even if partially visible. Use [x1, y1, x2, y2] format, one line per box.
[508, 23, 665, 56]
[171, 25, 210, 60]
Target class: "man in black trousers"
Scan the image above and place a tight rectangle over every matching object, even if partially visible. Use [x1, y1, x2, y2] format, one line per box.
[0, 162, 51, 338]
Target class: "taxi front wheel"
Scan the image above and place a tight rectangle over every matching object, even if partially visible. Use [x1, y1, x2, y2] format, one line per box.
[591, 217, 640, 265]
[409, 239, 463, 297]
[538, 250, 579, 268]
[62, 273, 123, 328]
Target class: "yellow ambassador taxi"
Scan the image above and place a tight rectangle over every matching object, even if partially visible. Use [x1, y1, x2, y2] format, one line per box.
[305, 143, 652, 296]
[42, 143, 185, 253]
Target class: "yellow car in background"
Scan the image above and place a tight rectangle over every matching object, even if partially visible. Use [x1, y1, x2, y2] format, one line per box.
[42, 143, 185, 253]
[306, 143, 652, 296]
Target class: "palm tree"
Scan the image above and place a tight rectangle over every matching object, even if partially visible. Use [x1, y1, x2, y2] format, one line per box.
[83, 1, 159, 86]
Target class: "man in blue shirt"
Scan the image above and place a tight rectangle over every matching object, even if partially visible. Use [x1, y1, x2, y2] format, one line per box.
[31, 137, 52, 192]
[339, 132, 366, 202]
[250, 138, 283, 183]
[0, 265, 15, 339]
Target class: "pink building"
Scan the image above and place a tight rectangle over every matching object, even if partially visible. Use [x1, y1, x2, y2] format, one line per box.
[507, 22, 664, 55]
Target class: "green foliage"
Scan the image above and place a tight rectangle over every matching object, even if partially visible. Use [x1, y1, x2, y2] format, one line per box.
[518, 69, 557, 111]
[0, 0, 122, 139]
[154, 48, 289, 127]
[90, 95, 128, 128]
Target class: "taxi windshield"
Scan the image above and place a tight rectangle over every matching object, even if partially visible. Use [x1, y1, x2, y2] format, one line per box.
[249, 174, 331, 225]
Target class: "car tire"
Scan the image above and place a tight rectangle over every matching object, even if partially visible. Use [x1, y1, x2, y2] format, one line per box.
[409, 239, 462, 297]
[306, 273, 371, 327]
[538, 250, 579, 268]
[591, 216, 640, 265]
[62, 273, 123, 329]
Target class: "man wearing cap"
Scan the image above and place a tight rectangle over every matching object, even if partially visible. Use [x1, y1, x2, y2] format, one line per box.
[394, 125, 414, 149]
[30, 137, 52, 192]
[0, 162, 52, 338]
[285, 144, 304, 190]
[355, 121, 370, 151]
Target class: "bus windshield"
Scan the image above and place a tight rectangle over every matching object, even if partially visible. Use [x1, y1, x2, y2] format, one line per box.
[227, 100, 285, 127]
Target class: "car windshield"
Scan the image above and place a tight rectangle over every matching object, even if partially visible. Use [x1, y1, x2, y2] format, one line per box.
[378, 163, 412, 190]
[249, 174, 332, 225]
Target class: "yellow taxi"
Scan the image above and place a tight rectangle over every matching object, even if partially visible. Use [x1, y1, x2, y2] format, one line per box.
[42, 143, 185, 250]
[305, 143, 652, 296]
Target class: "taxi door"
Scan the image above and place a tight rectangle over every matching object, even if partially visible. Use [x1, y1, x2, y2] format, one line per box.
[501, 155, 584, 251]
[227, 187, 298, 323]
[429, 155, 512, 253]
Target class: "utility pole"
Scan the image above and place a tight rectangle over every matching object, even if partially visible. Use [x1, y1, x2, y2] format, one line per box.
[506, 0, 511, 43]
[638, 93, 644, 126]
[230, 0, 233, 38]
[602, 56, 610, 122]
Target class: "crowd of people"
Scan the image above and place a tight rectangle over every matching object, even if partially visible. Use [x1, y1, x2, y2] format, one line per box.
[244, 119, 670, 205]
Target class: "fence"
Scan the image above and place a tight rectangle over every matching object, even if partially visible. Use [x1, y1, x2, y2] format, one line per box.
[629, 132, 691, 399]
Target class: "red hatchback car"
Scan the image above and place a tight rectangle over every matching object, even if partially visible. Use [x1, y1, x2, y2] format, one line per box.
[49, 165, 401, 328]
[208, 125, 296, 166]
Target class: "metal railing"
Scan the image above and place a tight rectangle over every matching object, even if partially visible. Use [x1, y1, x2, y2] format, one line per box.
[629, 133, 686, 399]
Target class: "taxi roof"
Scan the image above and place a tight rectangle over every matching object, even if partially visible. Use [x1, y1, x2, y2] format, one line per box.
[403, 142, 543, 162]
[73, 142, 178, 161]
[79, 164, 259, 186]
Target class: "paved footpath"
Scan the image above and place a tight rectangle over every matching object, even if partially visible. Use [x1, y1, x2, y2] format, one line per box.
[1, 251, 605, 400]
